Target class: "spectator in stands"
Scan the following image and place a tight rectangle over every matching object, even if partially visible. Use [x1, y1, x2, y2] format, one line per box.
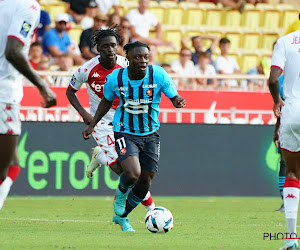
[52, 54, 74, 87]
[195, 52, 218, 89]
[79, 12, 107, 60]
[215, 38, 241, 88]
[29, 42, 43, 70]
[199, 0, 246, 13]
[108, 13, 121, 27]
[43, 13, 86, 66]
[181, 35, 218, 66]
[171, 48, 196, 89]
[96, 0, 119, 15]
[37, 56, 55, 86]
[117, 18, 132, 56]
[63, 0, 91, 24]
[161, 63, 173, 74]
[36, 0, 51, 42]
[246, 0, 268, 5]
[149, 45, 160, 66]
[247, 57, 270, 90]
[80, 0, 99, 30]
[126, 0, 173, 47]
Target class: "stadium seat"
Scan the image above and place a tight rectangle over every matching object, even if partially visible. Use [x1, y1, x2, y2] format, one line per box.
[149, 7, 165, 25]
[149, 1, 159, 7]
[163, 30, 182, 51]
[164, 7, 184, 28]
[275, 3, 294, 10]
[178, 1, 198, 9]
[261, 10, 281, 32]
[47, 4, 67, 23]
[183, 8, 204, 29]
[255, 3, 275, 10]
[282, 10, 299, 29]
[260, 33, 278, 52]
[198, 2, 217, 9]
[241, 9, 261, 31]
[68, 27, 83, 46]
[161, 52, 179, 65]
[240, 54, 260, 73]
[204, 9, 223, 29]
[223, 10, 241, 30]
[225, 32, 242, 52]
[242, 32, 260, 52]
[159, 1, 178, 8]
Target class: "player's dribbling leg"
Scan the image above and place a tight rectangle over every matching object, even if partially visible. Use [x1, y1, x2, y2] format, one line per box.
[276, 157, 286, 212]
[141, 191, 155, 211]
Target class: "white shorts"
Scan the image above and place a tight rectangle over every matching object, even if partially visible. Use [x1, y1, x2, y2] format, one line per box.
[279, 102, 300, 152]
[0, 103, 21, 135]
[92, 123, 118, 166]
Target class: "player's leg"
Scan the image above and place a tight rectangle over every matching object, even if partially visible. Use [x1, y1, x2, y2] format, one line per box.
[281, 150, 300, 249]
[0, 134, 18, 210]
[276, 152, 286, 212]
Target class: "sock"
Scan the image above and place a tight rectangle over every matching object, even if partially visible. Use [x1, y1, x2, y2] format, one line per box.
[0, 177, 13, 210]
[121, 185, 148, 217]
[279, 160, 286, 200]
[118, 173, 135, 194]
[95, 148, 109, 166]
[7, 166, 20, 182]
[283, 178, 300, 242]
[141, 191, 155, 210]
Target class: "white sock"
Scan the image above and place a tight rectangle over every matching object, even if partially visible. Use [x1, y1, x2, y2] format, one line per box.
[283, 187, 299, 242]
[95, 148, 109, 166]
[0, 177, 13, 210]
[143, 191, 151, 201]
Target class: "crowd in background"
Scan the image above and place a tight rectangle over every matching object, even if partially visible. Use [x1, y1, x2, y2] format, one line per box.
[29, 0, 298, 90]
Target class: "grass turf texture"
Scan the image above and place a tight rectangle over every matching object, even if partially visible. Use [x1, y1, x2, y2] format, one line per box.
[0, 197, 289, 249]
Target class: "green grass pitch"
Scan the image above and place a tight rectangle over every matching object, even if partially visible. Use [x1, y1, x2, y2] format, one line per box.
[0, 197, 290, 249]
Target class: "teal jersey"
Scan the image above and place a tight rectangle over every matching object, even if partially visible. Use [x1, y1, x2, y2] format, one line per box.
[104, 65, 178, 136]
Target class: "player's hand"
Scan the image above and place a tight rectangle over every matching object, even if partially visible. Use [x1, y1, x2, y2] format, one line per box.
[273, 99, 284, 118]
[39, 86, 57, 108]
[81, 112, 93, 125]
[82, 125, 94, 140]
[174, 96, 186, 108]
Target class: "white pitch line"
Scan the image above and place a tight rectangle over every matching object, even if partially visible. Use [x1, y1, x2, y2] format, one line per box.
[0, 217, 107, 223]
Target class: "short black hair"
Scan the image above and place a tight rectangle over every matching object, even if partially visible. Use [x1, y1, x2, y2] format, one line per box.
[219, 37, 230, 45]
[123, 41, 150, 56]
[91, 25, 121, 47]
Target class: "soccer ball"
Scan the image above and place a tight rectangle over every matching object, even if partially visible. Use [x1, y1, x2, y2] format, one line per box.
[145, 206, 173, 233]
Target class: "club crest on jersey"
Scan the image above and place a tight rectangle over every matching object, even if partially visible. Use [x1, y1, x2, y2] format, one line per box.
[120, 148, 126, 155]
[71, 75, 76, 86]
[20, 21, 32, 38]
[146, 89, 152, 97]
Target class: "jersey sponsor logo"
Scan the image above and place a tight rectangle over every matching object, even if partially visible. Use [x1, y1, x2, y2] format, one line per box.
[20, 21, 32, 38]
[124, 100, 149, 114]
[91, 81, 102, 92]
[143, 84, 157, 88]
[30, 4, 38, 11]
[92, 72, 100, 78]
[70, 75, 76, 86]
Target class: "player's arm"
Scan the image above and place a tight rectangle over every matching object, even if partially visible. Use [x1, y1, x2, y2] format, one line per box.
[170, 95, 186, 108]
[274, 117, 280, 148]
[5, 37, 56, 108]
[269, 67, 284, 118]
[66, 86, 93, 125]
[82, 97, 113, 140]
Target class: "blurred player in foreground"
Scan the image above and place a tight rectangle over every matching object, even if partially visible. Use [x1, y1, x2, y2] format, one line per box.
[66, 27, 155, 211]
[0, 0, 56, 210]
[82, 41, 186, 231]
[269, 22, 300, 250]
[274, 75, 285, 213]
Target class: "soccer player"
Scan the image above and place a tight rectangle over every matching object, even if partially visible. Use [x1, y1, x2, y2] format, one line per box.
[274, 74, 285, 213]
[0, 0, 57, 210]
[82, 41, 186, 231]
[269, 24, 300, 249]
[66, 27, 155, 211]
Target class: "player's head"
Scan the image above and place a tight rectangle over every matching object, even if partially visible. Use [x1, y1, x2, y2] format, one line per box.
[124, 41, 150, 75]
[91, 26, 121, 61]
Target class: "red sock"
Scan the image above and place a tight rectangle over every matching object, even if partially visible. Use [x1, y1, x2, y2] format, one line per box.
[0, 179, 2, 185]
[7, 166, 20, 182]
[141, 195, 153, 206]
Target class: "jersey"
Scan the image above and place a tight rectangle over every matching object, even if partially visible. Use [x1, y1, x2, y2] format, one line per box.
[0, 0, 40, 104]
[104, 65, 178, 136]
[69, 55, 128, 123]
[271, 30, 300, 102]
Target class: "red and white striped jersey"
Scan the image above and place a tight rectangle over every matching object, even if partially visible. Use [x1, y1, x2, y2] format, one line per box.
[0, 0, 40, 104]
[70, 55, 128, 123]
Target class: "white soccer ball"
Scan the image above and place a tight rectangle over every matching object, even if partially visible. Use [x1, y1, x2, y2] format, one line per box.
[145, 206, 173, 233]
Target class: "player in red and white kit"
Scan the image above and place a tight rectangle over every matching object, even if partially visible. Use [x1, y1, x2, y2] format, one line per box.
[0, 0, 56, 210]
[269, 16, 300, 250]
[66, 27, 155, 211]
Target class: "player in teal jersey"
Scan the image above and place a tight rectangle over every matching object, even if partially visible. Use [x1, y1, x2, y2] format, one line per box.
[82, 41, 186, 231]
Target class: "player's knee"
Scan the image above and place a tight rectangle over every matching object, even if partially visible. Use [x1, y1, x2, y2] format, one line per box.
[124, 169, 141, 183]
